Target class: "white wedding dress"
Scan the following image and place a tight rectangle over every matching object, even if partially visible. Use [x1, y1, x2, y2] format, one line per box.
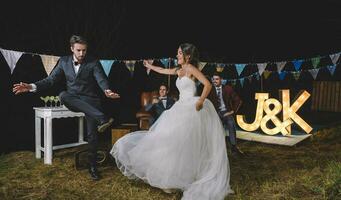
[110, 76, 233, 200]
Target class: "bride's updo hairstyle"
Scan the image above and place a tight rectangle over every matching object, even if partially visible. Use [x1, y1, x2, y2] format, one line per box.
[179, 43, 199, 68]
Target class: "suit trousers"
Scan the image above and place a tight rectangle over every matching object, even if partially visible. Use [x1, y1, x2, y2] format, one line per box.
[218, 110, 237, 146]
[59, 91, 106, 166]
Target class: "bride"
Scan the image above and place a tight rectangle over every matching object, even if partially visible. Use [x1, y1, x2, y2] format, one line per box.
[110, 43, 233, 200]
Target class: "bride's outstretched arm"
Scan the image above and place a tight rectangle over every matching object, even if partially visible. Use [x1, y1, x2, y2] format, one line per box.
[143, 60, 177, 75]
[189, 66, 212, 110]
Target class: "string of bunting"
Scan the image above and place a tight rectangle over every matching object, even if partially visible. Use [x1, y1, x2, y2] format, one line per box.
[0, 47, 340, 87]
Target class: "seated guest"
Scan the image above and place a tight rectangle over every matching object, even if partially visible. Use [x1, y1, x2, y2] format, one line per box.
[145, 83, 175, 125]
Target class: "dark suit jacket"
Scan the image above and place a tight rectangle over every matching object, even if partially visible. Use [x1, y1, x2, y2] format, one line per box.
[35, 55, 109, 98]
[145, 96, 175, 121]
[210, 85, 242, 114]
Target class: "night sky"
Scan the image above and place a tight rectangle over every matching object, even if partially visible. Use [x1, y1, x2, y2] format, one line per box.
[0, 0, 340, 62]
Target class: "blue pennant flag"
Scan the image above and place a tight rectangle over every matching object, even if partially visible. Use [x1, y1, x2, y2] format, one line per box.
[293, 60, 303, 71]
[235, 64, 246, 76]
[327, 65, 336, 76]
[173, 58, 178, 66]
[279, 71, 287, 80]
[160, 58, 169, 67]
[222, 79, 227, 85]
[100, 60, 115, 76]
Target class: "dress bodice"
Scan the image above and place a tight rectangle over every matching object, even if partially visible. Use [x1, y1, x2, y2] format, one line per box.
[176, 76, 197, 100]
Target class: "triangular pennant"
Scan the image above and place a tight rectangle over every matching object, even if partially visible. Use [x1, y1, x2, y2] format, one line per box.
[235, 64, 246, 76]
[327, 65, 336, 76]
[276, 61, 286, 72]
[216, 64, 225, 72]
[222, 79, 227, 85]
[125, 60, 136, 77]
[292, 72, 301, 81]
[293, 59, 303, 71]
[311, 57, 320, 68]
[329, 53, 340, 65]
[99, 60, 115, 77]
[40, 55, 60, 75]
[257, 63, 267, 75]
[160, 58, 169, 68]
[278, 71, 287, 80]
[0, 48, 24, 74]
[230, 80, 237, 87]
[263, 70, 272, 79]
[309, 68, 319, 80]
[239, 78, 245, 87]
[255, 73, 260, 80]
[198, 62, 207, 71]
[173, 58, 178, 66]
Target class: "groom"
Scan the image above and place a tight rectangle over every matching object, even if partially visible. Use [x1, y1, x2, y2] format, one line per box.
[13, 35, 120, 180]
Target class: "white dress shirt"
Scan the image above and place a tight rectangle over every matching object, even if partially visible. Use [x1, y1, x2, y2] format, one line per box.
[215, 86, 226, 111]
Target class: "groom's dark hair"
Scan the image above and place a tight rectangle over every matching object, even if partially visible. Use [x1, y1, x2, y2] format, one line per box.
[212, 72, 223, 78]
[70, 35, 88, 47]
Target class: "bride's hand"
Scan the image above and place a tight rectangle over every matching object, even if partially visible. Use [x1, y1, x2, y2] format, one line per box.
[195, 99, 204, 111]
[143, 60, 153, 69]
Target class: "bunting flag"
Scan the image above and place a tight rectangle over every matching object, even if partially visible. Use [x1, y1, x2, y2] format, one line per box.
[222, 79, 227, 85]
[263, 70, 272, 79]
[230, 80, 237, 87]
[255, 73, 260, 80]
[198, 62, 207, 71]
[216, 64, 225, 72]
[276, 61, 286, 72]
[292, 72, 301, 80]
[278, 71, 287, 80]
[160, 58, 169, 68]
[173, 59, 178, 66]
[40, 55, 60, 75]
[0, 48, 24, 74]
[293, 59, 303, 71]
[257, 63, 267, 75]
[125, 60, 136, 77]
[329, 53, 340, 65]
[99, 60, 115, 77]
[309, 68, 319, 80]
[235, 64, 246, 76]
[311, 57, 320, 68]
[239, 78, 245, 87]
[327, 65, 336, 76]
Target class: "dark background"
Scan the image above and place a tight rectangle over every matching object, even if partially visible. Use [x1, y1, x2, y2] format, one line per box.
[0, 0, 340, 153]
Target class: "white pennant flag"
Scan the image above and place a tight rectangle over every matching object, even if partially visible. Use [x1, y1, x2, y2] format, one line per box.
[198, 62, 207, 71]
[309, 69, 319, 80]
[257, 63, 267, 76]
[276, 61, 286, 72]
[329, 53, 340, 65]
[41, 55, 60, 75]
[0, 48, 23, 74]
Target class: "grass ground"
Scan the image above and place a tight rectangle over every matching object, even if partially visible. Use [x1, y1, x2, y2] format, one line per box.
[0, 125, 340, 200]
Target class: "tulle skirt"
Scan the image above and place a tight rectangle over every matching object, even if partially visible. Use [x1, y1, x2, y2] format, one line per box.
[110, 97, 233, 200]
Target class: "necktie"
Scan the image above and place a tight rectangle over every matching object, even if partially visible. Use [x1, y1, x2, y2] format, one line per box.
[216, 87, 222, 108]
